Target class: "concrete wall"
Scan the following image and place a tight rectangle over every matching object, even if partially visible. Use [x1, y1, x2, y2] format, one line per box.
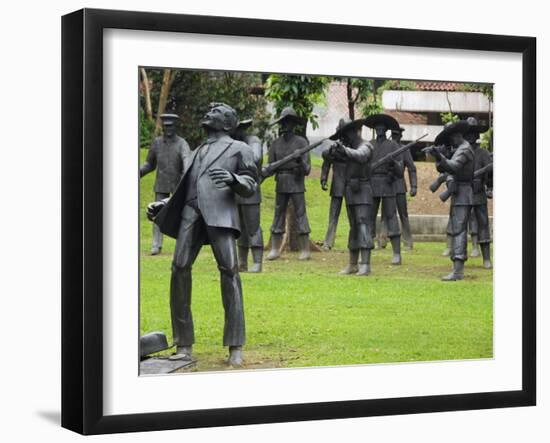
[382, 90, 491, 113]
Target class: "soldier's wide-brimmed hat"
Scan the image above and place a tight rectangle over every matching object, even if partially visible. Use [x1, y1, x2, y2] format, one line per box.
[391, 126, 406, 134]
[435, 120, 470, 145]
[364, 113, 400, 131]
[159, 113, 180, 125]
[271, 106, 305, 126]
[329, 117, 366, 140]
[237, 119, 253, 130]
[465, 116, 489, 134]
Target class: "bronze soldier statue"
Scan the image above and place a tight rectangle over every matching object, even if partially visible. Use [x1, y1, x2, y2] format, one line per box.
[320, 139, 346, 249]
[140, 113, 190, 255]
[233, 119, 264, 273]
[325, 118, 374, 275]
[390, 127, 417, 250]
[465, 117, 492, 268]
[147, 102, 258, 366]
[365, 114, 404, 265]
[265, 107, 312, 261]
[425, 120, 475, 281]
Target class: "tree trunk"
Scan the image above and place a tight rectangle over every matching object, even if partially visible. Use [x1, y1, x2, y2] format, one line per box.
[140, 68, 154, 123]
[154, 68, 174, 135]
[346, 79, 355, 120]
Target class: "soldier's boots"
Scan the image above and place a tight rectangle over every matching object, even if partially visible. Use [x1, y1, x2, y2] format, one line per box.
[298, 234, 311, 261]
[238, 246, 249, 272]
[470, 234, 480, 257]
[442, 235, 452, 257]
[267, 234, 283, 260]
[249, 248, 263, 273]
[227, 346, 243, 367]
[480, 243, 492, 269]
[390, 236, 402, 265]
[340, 250, 359, 275]
[442, 259, 465, 281]
[168, 345, 193, 361]
[150, 246, 162, 256]
[402, 220, 414, 251]
[356, 248, 371, 276]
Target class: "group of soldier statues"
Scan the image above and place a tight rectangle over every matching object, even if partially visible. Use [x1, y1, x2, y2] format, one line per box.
[140, 102, 493, 365]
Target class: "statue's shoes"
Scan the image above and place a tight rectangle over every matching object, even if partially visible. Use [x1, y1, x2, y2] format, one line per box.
[356, 264, 371, 276]
[168, 352, 193, 361]
[483, 260, 492, 269]
[441, 272, 464, 281]
[248, 263, 262, 273]
[391, 254, 402, 265]
[471, 248, 480, 257]
[227, 348, 243, 367]
[339, 265, 358, 275]
[150, 247, 161, 256]
[266, 251, 280, 260]
[442, 249, 451, 257]
[298, 251, 311, 261]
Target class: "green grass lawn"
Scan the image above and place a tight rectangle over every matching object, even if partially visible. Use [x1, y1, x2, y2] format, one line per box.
[139, 149, 493, 372]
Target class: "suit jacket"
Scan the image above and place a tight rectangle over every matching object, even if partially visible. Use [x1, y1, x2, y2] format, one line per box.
[155, 134, 257, 239]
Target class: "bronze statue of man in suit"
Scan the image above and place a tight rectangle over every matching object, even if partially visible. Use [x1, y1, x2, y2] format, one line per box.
[140, 113, 190, 255]
[147, 102, 258, 366]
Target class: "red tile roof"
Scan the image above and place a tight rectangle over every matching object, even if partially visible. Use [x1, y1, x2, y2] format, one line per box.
[412, 81, 483, 92]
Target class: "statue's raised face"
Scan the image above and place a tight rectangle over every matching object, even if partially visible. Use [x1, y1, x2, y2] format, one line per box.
[200, 102, 238, 132]
[450, 132, 463, 147]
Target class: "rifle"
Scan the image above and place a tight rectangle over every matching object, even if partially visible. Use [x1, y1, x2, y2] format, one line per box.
[370, 134, 428, 171]
[439, 162, 494, 202]
[261, 138, 329, 178]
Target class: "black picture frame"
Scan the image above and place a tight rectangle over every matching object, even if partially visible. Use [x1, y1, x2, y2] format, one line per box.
[61, 8, 536, 435]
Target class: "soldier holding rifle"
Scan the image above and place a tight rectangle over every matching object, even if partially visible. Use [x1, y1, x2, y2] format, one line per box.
[390, 126, 418, 250]
[365, 114, 406, 265]
[264, 107, 312, 261]
[424, 120, 475, 281]
[324, 118, 374, 275]
[464, 117, 493, 269]
[320, 139, 347, 250]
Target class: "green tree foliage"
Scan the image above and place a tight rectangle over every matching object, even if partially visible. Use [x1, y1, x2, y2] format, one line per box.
[139, 69, 270, 149]
[440, 112, 460, 124]
[139, 107, 156, 148]
[264, 74, 330, 136]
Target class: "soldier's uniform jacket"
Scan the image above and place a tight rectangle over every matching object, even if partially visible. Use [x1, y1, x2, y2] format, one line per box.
[236, 134, 263, 205]
[436, 140, 475, 206]
[321, 143, 347, 198]
[268, 134, 311, 194]
[369, 138, 404, 198]
[143, 135, 190, 193]
[155, 134, 258, 239]
[339, 139, 373, 206]
[393, 146, 417, 194]
[472, 143, 492, 205]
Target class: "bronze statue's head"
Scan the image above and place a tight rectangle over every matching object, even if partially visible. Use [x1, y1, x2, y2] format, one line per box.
[201, 102, 238, 133]
[391, 127, 405, 143]
[160, 113, 179, 138]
